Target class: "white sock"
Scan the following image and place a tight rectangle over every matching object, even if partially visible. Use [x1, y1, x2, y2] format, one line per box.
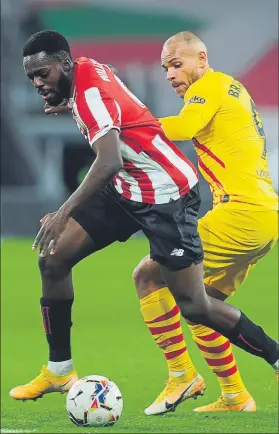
[223, 392, 242, 399]
[272, 359, 279, 370]
[170, 370, 186, 377]
[47, 359, 73, 375]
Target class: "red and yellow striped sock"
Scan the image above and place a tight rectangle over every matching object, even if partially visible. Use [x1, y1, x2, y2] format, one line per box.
[140, 287, 197, 380]
[188, 323, 247, 396]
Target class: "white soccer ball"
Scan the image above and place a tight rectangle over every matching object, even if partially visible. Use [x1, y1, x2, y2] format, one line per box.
[66, 375, 123, 427]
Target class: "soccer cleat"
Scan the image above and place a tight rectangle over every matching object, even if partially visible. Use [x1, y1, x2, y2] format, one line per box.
[9, 366, 78, 401]
[144, 373, 205, 415]
[193, 392, 256, 412]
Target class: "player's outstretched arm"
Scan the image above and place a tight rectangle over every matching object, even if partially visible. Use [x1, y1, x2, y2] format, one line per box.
[32, 129, 122, 255]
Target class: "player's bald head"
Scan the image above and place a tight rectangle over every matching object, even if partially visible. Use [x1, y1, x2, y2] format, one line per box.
[161, 32, 209, 97]
[162, 32, 207, 63]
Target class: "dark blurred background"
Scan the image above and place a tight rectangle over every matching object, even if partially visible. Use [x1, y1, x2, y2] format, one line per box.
[1, 0, 278, 237]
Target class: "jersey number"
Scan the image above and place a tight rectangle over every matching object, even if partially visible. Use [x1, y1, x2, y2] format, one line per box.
[250, 99, 267, 159]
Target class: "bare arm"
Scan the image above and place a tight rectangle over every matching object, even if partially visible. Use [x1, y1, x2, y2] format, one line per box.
[62, 129, 123, 214]
[33, 129, 122, 254]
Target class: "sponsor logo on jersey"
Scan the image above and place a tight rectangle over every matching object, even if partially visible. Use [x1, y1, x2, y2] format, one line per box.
[188, 96, 206, 104]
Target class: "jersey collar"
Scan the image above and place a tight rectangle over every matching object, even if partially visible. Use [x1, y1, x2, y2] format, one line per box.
[203, 67, 214, 77]
[183, 67, 214, 101]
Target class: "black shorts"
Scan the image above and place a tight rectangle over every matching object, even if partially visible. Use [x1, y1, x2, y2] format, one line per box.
[71, 183, 203, 271]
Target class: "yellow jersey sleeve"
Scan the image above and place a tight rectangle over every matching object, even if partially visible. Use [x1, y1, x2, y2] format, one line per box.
[159, 70, 222, 141]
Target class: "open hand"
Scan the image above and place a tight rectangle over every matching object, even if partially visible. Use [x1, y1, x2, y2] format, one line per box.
[33, 209, 70, 256]
[44, 99, 69, 116]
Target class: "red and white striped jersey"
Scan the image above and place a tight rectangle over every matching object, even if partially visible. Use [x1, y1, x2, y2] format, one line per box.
[69, 57, 198, 204]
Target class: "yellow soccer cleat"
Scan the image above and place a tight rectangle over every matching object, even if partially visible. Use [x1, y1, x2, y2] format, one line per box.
[144, 374, 205, 415]
[9, 366, 78, 401]
[194, 391, 256, 413]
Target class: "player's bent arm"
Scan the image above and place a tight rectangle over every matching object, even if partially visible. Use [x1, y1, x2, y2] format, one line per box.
[160, 75, 222, 141]
[159, 109, 207, 141]
[61, 129, 123, 214]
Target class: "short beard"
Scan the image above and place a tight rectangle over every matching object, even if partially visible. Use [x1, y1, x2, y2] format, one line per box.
[48, 71, 71, 106]
[48, 93, 64, 106]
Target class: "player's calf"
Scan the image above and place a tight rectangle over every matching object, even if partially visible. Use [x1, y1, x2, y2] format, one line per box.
[38, 254, 75, 363]
[35, 220, 94, 384]
[160, 263, 279, 368]
[11, 220, 95, 402]
[134, 258, 197, 381]
[134, 257, 203, 414]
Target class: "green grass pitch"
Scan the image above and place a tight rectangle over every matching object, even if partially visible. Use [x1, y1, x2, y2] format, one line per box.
[1, 238, 278, 433]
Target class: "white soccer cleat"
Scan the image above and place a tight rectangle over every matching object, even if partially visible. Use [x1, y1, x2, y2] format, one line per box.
[144, 373, 206, 415]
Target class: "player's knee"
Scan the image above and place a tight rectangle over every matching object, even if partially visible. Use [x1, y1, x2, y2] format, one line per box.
[132, 256, 165, 298]
[38, 255, 71, 282]
[132, 256, 153, 294]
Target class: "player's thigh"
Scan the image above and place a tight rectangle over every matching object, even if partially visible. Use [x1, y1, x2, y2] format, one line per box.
[38, 217, 95, 283]
[139, 185, 207, 312]
[141, 185, 204, 272]
[198, 207, 278, 296]
[71, 185, 140, 254]
[247, 210, 278, 261]
[50, 217, 96, 267]
[198, 208, 251, 296]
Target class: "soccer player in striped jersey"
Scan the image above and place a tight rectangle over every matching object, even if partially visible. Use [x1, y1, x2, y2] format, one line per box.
[133, 31, 278, 414]
[10, 30, 278, 404]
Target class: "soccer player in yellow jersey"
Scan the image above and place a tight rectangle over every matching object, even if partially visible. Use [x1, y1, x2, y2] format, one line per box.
[133, 32, 278, 415]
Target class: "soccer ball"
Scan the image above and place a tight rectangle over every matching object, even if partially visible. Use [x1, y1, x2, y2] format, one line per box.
[66, 375, 123, 427]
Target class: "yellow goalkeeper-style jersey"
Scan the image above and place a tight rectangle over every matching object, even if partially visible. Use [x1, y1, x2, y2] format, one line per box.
[160, 68, 278, 210]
